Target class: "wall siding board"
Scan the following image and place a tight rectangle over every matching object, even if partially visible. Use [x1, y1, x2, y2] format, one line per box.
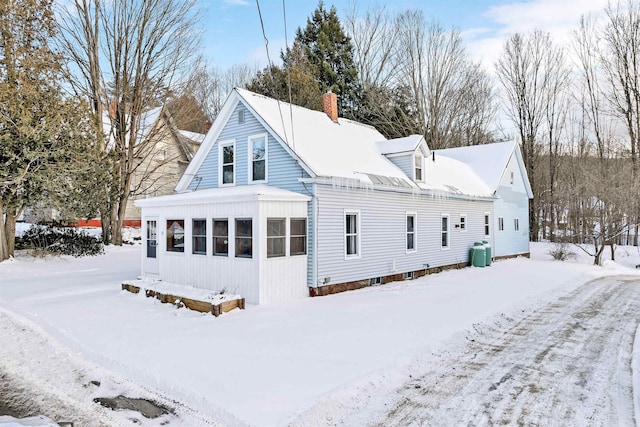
[493, 154, 530, 257]
[140, 196, 309, 305]
[188, 103, 310, 191]
[387, 154, 413, 179]
[314, 185, 493, 286]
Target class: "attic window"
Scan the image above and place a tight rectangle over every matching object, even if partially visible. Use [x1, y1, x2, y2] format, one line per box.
[510, 171, 514, 185]
[238, 109, 245, 124]
[414, 155, 423, 181]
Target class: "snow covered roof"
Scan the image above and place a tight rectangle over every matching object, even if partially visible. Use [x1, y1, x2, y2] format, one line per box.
[420, 154, 493, 197]
[377, 135, 426, 155]
[178, 129, 205, 145]
[436, 141, 532, 197]
[135, 184, 311, 208]
[235, 88, 415, 188]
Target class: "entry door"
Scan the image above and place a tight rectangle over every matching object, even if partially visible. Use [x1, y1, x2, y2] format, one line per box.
[144, 218, 159, 275]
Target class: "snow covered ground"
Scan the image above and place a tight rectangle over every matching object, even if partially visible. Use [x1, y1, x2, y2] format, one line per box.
[1, 241, 640, 426]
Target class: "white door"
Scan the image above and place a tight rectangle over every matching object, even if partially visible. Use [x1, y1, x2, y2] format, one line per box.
[143, 218, 159, 275]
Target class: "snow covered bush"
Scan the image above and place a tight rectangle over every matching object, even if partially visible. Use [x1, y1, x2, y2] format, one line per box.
[548, 242, 575, 261]
[21, 226, 104, 257]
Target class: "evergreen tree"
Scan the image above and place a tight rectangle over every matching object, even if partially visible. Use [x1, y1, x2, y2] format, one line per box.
[247, 39, 323, 111]
[294, 1, 359, 117]
[0, 0, 101, 260]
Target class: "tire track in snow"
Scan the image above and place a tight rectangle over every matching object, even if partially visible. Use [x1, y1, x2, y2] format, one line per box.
[373, 276, 640, 426]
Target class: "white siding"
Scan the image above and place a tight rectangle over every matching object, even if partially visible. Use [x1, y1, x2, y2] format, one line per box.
[259, 201, 309, 303]
[140, 196, 309, 305]
[493, 154, 530, 257]
[314, 185, 493, 286]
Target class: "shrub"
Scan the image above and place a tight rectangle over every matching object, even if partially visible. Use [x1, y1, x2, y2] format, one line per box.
[21, 226, 104, 257]
[548, 242, 575, 261]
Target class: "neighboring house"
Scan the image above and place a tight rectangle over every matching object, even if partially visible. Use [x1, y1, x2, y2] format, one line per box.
[437, 141, 533, 258]
[123, 107, 205, 225]
[136, 89, 532, 304]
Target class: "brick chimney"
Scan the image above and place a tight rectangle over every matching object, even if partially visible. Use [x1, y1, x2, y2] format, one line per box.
[322, 90, 338, 123]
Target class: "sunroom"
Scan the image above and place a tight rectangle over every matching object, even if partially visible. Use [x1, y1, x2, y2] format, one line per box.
[135, 185, 311, 304]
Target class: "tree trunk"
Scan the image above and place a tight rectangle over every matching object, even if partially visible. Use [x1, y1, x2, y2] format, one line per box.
[594, 238, 606, 265]
[5, 209, 16, 257]
[610, 242, 615, 261]
[0, 199, 8, 262]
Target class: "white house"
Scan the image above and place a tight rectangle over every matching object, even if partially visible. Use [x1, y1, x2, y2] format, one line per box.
[135, 88, 532, 304]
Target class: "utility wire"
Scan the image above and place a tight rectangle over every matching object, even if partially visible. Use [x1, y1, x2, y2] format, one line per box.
[255, 0, 291, 149]
[282, 0, 296, 150]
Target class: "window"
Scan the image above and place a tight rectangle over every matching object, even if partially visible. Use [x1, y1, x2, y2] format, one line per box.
[166, 219, 184, 252]
[510, 171, 514, 185]
[267, 218, 286, 258]
[345, 211, 360, 258]
[219, 141, 235, 185]
[514, 218, 520, 231]
[370, 277, 382, 285]
[414, 155, 423, 181]
[498, 217, 504, 231]
[484, 213, 491, 236]
[290, 218, 307, 256]
[235, 219, 252, 258]
[238, 109, 245, 124]
[192, 219, 206, 255]
[406, 213, 416, 251]
[404, 271, 414, 280]
[441, 215, 449, 248]
[249, 134, 267, 182]
[146, 220, 157, 258]
[213, 219, 228, 256]
[460, 214, 467, 232]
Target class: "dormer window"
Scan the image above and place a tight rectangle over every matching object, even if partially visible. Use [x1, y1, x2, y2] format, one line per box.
[414, 155, 423, 181]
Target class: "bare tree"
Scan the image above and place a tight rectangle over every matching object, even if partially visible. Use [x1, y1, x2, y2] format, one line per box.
[496, 30, 567, 241]
[344, 2, 397, 91]
[57, 0, 199, 245]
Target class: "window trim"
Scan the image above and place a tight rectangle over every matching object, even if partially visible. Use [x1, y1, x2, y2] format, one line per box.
[192, 218, 207, 255]
[484, 212, 491, 237]
[267, 217, 286, 258]
[441, 214, 450, 250]
[235, 218, 253, 259]
[212, 218, 229, 257]
[459, 214, 467, 232]
[344, 209, 361, 260]
[290, 218, 307, 256]
[414, 154, 423, 182]
[248, 133, 268, 183]
[498, 217, 504, 232]
[218, 139, 236, 186]
[406, 211, 417, 253]
[166, 219, 185, 253]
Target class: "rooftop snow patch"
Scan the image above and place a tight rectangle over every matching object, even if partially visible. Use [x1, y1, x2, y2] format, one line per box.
[236, 88, 415, 188]
[421, 154, 493, 197]
[436, 141, 517, 192]
[136, 184, 311, 207]
[377, 135, 426, 155]
[178, 129, 205, 144]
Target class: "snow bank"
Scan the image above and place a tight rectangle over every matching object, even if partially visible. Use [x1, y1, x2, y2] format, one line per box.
[1, 242, 639, 425]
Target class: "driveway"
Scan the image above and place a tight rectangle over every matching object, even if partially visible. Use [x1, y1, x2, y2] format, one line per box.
[355, 276, 640, 426]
